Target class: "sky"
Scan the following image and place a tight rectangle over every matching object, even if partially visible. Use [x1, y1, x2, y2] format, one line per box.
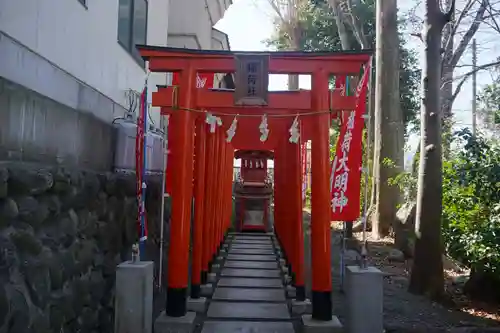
[215, 0, 500, 166]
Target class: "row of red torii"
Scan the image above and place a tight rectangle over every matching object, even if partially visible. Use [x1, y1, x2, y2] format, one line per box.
[137, 45, 372, 322]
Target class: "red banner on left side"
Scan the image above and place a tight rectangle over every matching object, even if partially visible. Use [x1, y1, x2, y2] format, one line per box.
[330, 63, 370, 222]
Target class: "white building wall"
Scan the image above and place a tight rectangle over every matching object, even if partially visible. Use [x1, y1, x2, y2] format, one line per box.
[167, 0, 231, 49]
[0, 0, 168, 126]
[0, 0, 170, 169]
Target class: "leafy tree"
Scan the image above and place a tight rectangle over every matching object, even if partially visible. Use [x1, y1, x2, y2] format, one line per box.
[442, 128, 500, 302]
[265, 0, 420, 131]
[265, 0, 420, 241]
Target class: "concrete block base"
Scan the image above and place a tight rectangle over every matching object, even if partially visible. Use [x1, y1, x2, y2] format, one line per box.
[346, 266, 383, 333]
[154, 311, 196, 333]
[114, 261, 154, 333]
[187, 297, 207, 313]
[301, 314, 343, 333]
[286, 285, 296, 298]
[201, 283, 214, 297]
[292, 299, 312, 315]
[207, 272, 217, 283]
[283, 274, 292, 285]
[211, 264, 221, 274]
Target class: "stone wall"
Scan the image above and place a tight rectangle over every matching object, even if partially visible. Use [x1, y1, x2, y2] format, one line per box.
[0, 162, 166, 333]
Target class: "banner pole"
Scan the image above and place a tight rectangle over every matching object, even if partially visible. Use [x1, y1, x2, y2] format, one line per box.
[360, 57, 374, 269]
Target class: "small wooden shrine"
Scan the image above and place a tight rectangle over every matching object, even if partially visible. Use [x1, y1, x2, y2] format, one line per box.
[233, 150, 274, 232]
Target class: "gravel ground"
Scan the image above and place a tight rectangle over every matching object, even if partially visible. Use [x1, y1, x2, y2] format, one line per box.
[301, 211, 500, 332]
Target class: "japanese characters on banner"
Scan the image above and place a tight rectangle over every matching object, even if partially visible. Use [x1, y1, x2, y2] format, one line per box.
[301, 143, 308, 201]
[330, 63, 370, 221]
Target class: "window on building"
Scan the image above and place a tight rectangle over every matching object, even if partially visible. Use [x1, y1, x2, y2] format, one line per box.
[118, 0, 148, 66]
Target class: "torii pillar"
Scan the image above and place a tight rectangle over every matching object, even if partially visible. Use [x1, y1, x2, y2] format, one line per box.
[164, 66, 196, 318]
[310, 69, 333, 320]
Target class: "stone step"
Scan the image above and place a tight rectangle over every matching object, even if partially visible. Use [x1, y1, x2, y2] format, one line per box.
[229, 232, 274, 237]
[207, 302, 290, 320]
[229, 248, 275, 255]
[230, 244, 274, 250]
[227, 254, 277, 262]
[221, 268, 281, 279]
[217, 277, 284, 289]
[224, 260, 278, 270]
[201, 321, 294, 333]
[232, 240, 273, 245]
[212, 287, 286, 302]
[233, 235, 271, 239]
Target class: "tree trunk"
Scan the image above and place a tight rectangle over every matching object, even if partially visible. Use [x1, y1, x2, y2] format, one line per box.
[441, 17, 454, 158]
[408, 0, 449, 299]
[288, 29, 300, 90]
[371, 0, 403, 239]
[330, 0, 351, 50]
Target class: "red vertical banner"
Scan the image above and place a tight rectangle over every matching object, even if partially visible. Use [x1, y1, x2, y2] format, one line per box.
[136, 87, 147, 238]
[330, 64, 370, 221]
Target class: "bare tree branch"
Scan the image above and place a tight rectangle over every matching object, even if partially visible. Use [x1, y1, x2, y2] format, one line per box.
[448, 0, 488, 70]
[484, 0, 500, 33]
[442, 58, 500, 95]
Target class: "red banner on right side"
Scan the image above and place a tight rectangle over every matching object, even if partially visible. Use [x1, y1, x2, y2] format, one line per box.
[330, 64, 370, 222]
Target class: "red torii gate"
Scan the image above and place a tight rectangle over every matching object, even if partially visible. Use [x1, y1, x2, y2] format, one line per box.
[137, 45, 371, 322]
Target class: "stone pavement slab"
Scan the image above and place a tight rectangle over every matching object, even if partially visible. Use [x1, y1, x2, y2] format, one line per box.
[207, 302, 290, 320]
[201, 321, 294, 333]
[227, 254, 277, 262]
[213, 287, 286, 302]
[217, 277, 284, 288]
[224, 260, 278, 270]
[221, 268, 281, 278]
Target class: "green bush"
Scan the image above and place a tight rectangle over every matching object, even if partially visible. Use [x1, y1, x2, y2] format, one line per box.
[442, 129, 500, 275]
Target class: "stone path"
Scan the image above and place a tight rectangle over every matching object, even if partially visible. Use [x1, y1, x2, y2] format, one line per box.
[201, 233, 295, 333]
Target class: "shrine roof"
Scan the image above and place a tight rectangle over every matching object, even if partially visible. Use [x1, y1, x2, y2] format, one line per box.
[234, 150, 274, 160]
[136, 45, 373, 61]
